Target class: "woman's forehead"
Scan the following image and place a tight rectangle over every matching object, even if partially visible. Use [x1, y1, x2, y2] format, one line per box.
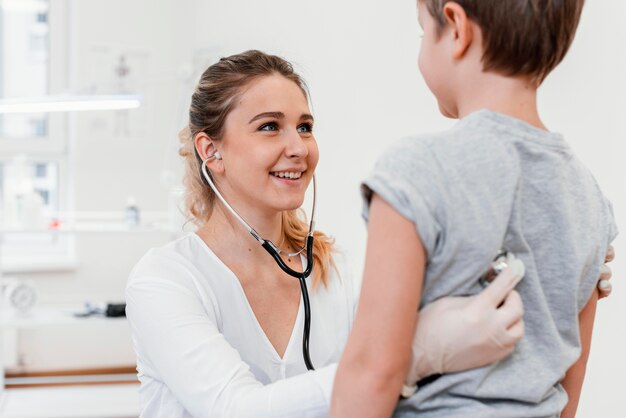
[235, 75, 309, 115]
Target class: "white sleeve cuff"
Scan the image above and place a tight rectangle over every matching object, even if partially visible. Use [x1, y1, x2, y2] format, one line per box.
[308, 363, 338, 403]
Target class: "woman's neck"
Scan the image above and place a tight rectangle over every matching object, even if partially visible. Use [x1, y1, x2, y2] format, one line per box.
[198, 203, 285, 261]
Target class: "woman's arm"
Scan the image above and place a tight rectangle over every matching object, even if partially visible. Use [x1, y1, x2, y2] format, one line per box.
[126, 274, 335, 418]
[330, 194, 425, 417]
[560, 288, 599, 418]
[406, 265, 524, 388]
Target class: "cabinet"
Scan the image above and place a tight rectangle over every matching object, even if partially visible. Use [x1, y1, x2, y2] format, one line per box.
[0, 307, 141, 417]
[0, 214, 186, 417]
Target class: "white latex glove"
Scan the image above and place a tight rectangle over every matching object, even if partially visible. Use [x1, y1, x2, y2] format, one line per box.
[402, 259, 525, 397]
[598, 245, 614, 299]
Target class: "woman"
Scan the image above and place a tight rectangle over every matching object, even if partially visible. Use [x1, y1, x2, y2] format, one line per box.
[125, 50, 613, 418]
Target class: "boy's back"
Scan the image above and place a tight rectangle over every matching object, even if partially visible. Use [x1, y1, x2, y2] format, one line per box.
[362, 109, 617, 417]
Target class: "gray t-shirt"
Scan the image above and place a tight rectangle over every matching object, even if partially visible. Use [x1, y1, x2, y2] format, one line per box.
[361, 109, 618, 418]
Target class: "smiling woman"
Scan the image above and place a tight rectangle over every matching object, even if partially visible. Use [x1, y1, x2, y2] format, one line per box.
[198, 75, 318, 228]
[182, 51, 334, 289]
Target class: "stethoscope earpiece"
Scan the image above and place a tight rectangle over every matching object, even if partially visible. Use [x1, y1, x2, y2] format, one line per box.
[205, 151, 221, 161]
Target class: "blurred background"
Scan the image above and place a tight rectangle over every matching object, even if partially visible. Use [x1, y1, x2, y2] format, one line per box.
[0, 0, 623, 417]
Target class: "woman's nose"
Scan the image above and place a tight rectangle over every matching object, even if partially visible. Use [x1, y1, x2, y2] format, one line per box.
[284, 129, 309, 158]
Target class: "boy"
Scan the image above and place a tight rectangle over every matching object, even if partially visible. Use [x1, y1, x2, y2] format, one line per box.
[331, 1, 618, 417]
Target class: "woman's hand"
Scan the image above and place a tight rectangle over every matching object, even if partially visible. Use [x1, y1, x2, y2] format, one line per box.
[405, 262, 525, 391]
[598, 245, 614, 299]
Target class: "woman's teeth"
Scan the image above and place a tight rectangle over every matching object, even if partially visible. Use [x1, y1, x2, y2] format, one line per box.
[271, 171, 302, 179]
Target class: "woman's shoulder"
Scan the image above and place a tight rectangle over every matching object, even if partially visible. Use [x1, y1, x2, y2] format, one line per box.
[131, 232, 192, 269]
[319, 251, 360, 305]
[329, 251, 352, 283]
[128, 233, 218, 288]
[126, 233, 225, 323]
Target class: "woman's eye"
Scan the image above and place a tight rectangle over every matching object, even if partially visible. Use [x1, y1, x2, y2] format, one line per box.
[259, 122, 279, 132]
[297, 123, 313, 133]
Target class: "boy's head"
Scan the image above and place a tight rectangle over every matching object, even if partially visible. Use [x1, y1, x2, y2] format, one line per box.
[417, 0, 585, 115]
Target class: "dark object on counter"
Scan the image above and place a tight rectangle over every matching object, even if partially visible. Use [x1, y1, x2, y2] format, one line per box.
[74, 302, 127, 318]
[105, 303, 127, 317]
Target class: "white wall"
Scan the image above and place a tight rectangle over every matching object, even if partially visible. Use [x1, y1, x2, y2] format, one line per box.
[14, 0, 624, 416]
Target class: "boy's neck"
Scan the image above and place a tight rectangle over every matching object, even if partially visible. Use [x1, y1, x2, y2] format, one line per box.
[454, 72, 547, 131]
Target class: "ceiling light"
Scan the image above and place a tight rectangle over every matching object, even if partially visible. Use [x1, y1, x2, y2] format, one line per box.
[0, 95, 142, 114]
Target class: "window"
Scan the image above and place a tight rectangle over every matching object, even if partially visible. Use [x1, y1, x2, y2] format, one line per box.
[0, 0, 49, 140]
[0, 0, 73, 272]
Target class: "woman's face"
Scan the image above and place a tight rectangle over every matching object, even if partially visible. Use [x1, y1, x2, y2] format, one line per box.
[216, 74, 319, 215]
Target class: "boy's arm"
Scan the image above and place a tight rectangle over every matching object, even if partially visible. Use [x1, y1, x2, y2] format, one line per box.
[560, 288, 599, 418]
[330, 194, 425, 417]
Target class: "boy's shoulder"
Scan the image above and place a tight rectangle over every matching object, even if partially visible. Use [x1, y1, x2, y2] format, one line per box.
[379, 112, 521, 173]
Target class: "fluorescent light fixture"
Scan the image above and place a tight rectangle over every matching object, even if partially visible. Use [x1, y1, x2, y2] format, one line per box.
[0, 95, 142, 114]
[0, 0, 48, 13]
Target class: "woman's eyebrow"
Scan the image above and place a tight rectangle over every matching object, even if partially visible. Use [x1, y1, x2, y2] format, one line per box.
[301, 114, 314, 122]
[249, 111, 284, 124]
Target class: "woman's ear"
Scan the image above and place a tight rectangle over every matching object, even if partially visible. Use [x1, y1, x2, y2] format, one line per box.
[194, 132, 224, 173]
[442, 2, 473, 60]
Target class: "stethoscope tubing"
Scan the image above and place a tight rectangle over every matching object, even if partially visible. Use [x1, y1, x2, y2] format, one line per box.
[264, 234, 315, 370]
[201, 157, 316, 370]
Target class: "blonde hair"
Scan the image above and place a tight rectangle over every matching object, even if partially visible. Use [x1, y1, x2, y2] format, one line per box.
[179, 50, 336, 287]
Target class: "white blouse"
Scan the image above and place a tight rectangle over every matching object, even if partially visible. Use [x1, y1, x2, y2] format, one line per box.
[126, 233, 358, 418]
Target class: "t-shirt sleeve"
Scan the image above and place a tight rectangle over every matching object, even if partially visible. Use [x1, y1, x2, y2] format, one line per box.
[607, 199, 619, 243]
[576, 195, 619, 311]
[125, 253, 336, 418]
[361, 138, 444, 256]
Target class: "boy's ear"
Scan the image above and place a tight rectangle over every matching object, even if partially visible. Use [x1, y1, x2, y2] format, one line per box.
[194, 132, 224, 173]
[442, 2, 473, 59]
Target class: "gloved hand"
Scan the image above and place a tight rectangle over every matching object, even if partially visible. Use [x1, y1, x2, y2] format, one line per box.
[402, 259, 525, 396]
[598, 245, 614, 299]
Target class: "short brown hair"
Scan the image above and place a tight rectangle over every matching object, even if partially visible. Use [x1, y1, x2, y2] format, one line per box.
[423, 0, 585, 84]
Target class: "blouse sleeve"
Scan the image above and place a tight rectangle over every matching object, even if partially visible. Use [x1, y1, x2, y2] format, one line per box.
[125, 266, 336, 418]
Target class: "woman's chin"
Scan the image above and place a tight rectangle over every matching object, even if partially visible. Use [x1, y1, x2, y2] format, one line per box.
[282, 201, 306, 212]
[271, 197, 306, 213]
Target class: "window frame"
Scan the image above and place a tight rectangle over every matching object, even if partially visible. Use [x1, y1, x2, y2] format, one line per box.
[0, 0, 76, 273]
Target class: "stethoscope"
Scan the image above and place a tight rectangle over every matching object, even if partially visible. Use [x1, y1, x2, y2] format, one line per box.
[201, 153, 317, 370]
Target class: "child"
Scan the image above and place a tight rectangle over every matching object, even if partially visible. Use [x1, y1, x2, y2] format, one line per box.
[331, 1, 618, 417]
